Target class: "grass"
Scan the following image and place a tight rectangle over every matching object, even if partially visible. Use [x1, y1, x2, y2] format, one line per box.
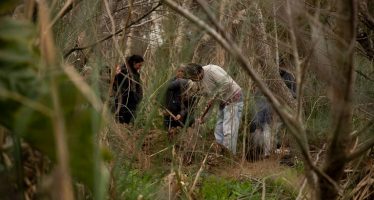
[199, 176, 256, 200]
[115, 168, 162, 199]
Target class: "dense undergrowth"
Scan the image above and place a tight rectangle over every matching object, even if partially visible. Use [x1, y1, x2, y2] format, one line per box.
[1, 0, 373, 199]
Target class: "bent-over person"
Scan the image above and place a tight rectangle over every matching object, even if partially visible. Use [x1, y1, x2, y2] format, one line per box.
[184, 63, 243, 155]
[163, 67, 197, 139]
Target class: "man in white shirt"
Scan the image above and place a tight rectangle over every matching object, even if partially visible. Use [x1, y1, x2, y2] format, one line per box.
[184, 63, 243, 155]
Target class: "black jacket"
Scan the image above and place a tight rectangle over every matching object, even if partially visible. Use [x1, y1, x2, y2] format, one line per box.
[164, 78, 189, 117]
[163, 77, 196, 127]
[279, 68, 296, 98]
[250, 91, 273, 132]
[113, 64, 143, 110]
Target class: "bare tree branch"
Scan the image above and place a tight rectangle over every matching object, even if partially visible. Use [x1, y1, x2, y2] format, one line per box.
[38, 1, 74, 199]
[319, 0, 358, 199]
[163, 0, 313, 172]
[351, 118, 374, 137]
[48, 0, 76, 29]
[172, 0, 296, 125]
[63, 2, 162, 58]
[359, 0, 374, 29]
[346, 136, 374, 161]
[355, 69, 374, 82]
[285, 0, 303, 122]
[115, 0, 158, 13]
[162, 0, 347, 195]
[327, 0, 357, 159]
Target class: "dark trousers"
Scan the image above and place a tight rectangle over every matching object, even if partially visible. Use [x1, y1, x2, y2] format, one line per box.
[114, 98, 138, 124]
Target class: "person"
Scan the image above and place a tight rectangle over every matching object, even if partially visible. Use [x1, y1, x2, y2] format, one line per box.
[184, 63, 243, 155]
[247, 61, 297, 161]
[112, 54, 144, 124]
[277, 60, 297, 166]
[247, 86, 273, 160]
[163, 67, 196, 139]
[279, 59, 296, 98]
[279, 73, 296, 98]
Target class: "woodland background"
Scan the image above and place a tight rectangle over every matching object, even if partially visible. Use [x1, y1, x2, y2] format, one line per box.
[0, 0, 373, 199]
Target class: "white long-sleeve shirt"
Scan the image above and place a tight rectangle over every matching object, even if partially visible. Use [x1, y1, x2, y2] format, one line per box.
[199, 64, 241, 102]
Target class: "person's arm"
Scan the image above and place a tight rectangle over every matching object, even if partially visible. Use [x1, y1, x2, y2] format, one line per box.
[197, 97, 215, 124]
[135, 81, 143, 102]
[113, 72, 125, 96]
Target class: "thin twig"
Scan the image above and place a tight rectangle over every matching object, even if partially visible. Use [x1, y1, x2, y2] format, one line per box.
[162, 0, 310, 170]
[286, 0, 303, 122]
[162, 0, 343, 194]
[273, 3, 280, 69]
[261, 178, 266, 200]
[355, 70, 374, 82]
[189, 143, 214, 194]
[306, 96, 326, 123]
[62, 65, 103, 111]
[350, 118, 374, 137]
[38, 1, 74, 199]
[115, 0, 158, 13]
[149, 147, 170, 157]
[48, 0, 74, 30]
[120, 0, 134, 54]
[63, 2, 162, 58]
[103, 0, 126, 62]
[346, 136, 374, 161]
[297, 144, 326, 200]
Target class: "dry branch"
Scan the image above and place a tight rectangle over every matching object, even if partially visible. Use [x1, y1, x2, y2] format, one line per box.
[63, 2, 162, 58]
[162, 0, 357, 198]
[359, 0, 374, 29]
[162, 0, 321, 177]
[318, 0, 358, 199]
[346, 136, 374, 161]
[38, 1, 74, 198]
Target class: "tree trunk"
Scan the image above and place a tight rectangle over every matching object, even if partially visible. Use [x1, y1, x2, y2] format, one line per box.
[169, 0, 192, 65]
[317, 0, 357, 199]
[251, 3, 297, 109]
[214, 0, 229, 66]
[147, 2, 163, 57]
[191, 33, 211, 63]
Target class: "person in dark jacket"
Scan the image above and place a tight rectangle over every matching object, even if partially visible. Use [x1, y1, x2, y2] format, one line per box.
[247, 62, 297, 160]
[278, 58, 296, 98]
[279, 69, 296, 98]
[247, 87, 274, 160]
[113, 55, 144, 124]
[163, 67, 196, 138]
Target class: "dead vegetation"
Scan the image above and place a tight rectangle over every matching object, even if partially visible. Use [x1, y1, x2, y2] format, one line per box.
[0, 0, 373, 199]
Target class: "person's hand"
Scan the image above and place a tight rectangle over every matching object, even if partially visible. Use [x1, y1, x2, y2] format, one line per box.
[207, 100, 213, 108]
[115, 65, 121, 74]
[162, 110, 169, 116]
[174, 114, 182, 121]
[197, 117, 205, 124]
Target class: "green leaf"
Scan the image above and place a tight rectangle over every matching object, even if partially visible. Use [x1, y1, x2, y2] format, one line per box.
[0, 17, 104, 191]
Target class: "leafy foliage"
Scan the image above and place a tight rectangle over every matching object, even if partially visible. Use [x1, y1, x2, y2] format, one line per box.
[199, 175, 297, 200]
[116, 169, 160, 199]
[199, 176, 257, 200]
[0, 18, 41, 128]
[0, 17, 103, 191]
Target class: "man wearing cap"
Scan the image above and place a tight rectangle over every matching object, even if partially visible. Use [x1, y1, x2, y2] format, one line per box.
[184, 63, 243, 155]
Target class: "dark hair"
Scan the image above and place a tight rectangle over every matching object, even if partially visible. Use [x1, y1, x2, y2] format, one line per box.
[184, 63, 203, 79]
[127, 54, 144, 69]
